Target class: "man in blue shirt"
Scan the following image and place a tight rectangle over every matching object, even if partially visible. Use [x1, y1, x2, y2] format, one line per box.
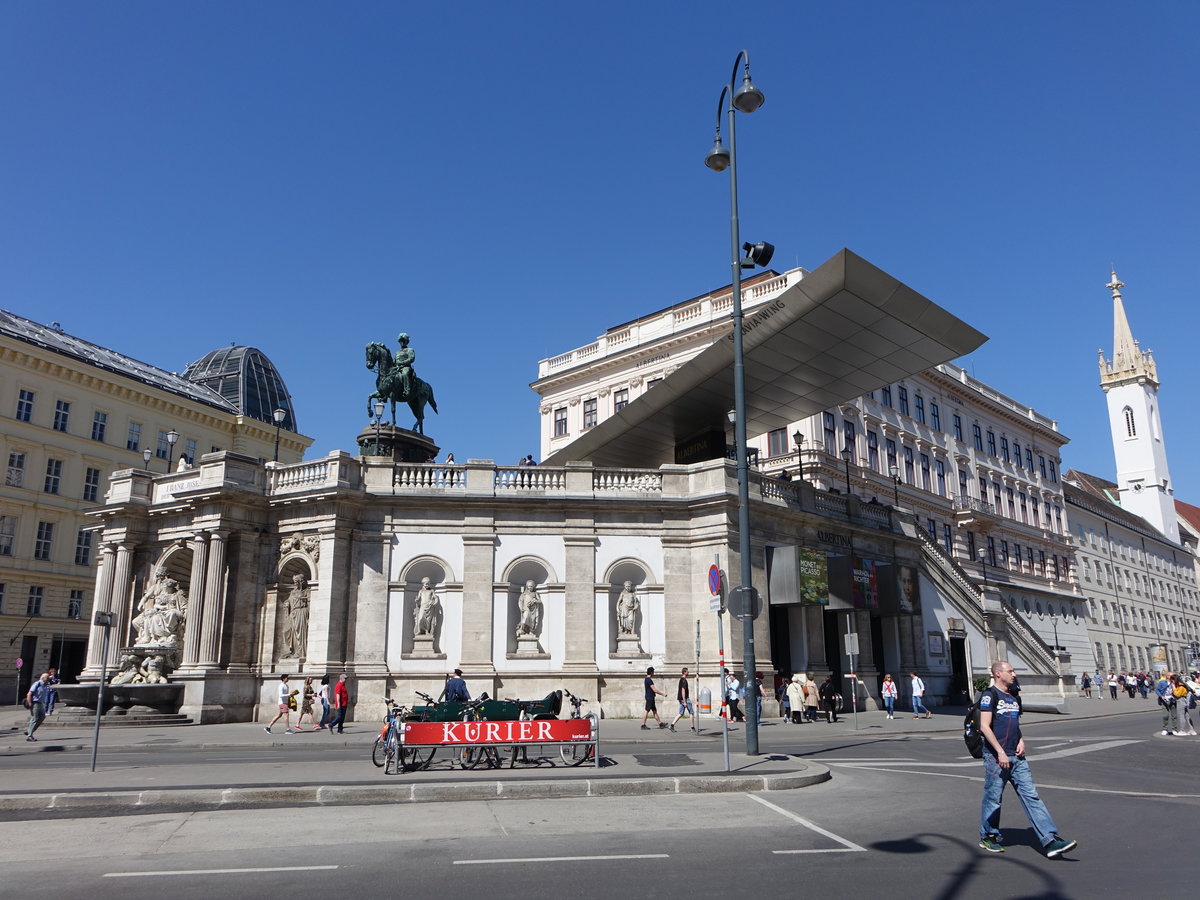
[24, 672, 50, 741]
[442, 668, 470, 703]
[978, 660, 1076, 858]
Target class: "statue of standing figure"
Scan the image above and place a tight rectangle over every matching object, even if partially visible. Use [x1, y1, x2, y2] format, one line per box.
[515, 580, 543, 638]
[413, 577, 441, 636]
[282, 574, 310, 658]
[616, 581, 640, 636]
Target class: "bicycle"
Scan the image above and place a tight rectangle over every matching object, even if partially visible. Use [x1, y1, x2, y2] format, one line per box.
[455, 694, 504, 769]
[372, 695, 437, 773]
[559, 688, 598, 766]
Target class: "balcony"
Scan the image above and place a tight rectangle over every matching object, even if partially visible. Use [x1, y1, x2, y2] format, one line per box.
[952, 494, 1001, 528]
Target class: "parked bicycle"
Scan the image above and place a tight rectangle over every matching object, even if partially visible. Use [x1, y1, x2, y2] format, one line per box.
[559, 688, 598, 766]
[455, 694, 503, 769]
[372, 695, 436, 774]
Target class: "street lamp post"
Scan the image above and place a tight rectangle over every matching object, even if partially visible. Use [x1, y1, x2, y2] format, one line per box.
[705, 50, 771, 755]
[372, 400, 385, 456]
[165, 429, 179, 473]
[889, 464, 901, 507]
[793, 430, 804, 481]
[977, 548, 989, 588]
[272, 407, 287, 463]
[840, 448, 853, 496]
[142, 448, 153, 470]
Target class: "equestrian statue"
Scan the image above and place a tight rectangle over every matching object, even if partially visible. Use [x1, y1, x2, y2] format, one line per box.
[365, 333, 439, 434]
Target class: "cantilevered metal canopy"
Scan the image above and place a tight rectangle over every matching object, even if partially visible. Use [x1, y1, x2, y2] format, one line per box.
[544, 249, 987, 468]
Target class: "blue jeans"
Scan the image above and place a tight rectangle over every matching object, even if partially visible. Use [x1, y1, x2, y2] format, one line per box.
[980, 754, 1059, 845]
[329, 706, 347, 733]
[883, 696, 895, 716]
[912, 696, 930, 716]
[317, 700, 330, 727]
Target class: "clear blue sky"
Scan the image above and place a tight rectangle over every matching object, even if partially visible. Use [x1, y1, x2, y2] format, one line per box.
[3, 4, 1197, 500]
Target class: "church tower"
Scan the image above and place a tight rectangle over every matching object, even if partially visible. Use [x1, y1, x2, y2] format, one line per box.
[1098, 271, 1179, 542]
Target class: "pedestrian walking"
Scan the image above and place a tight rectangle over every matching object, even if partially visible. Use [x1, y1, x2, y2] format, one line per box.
[24, 671, 51, 741]
[1155, 670, 1178, 735]
[669, 667, 694, 732]
[640, 666, 668, 729]
[315, 675, 331, 729]
[1174, 674, 1196, 735]
[720, 672, 739, 724]
[910, 672, 932, 718]
[881, 673, 898, 719]
[804, 674, 820, 722]
[265, 674, 296, 734]
[1108, 671, 1119, 700]
[977, 659, 1076, 858]
[819, 674, 840, 723]
[1093, 668, 1104, 701]
[1079, 672, 1091, 699]
[329, 674, 350, 734]
[295, 676, 319, 729]
[786, 674, 805, 724]
[44, 667, 61, 715]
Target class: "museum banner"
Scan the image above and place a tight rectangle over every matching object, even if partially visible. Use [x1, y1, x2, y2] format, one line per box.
[851, 555, 879, 609]
[797, 547, 829, 605]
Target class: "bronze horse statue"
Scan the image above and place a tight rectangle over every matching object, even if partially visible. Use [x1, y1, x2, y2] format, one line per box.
[365, 342, 438, 434]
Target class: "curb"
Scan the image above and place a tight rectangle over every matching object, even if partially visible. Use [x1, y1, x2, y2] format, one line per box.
[0, 764, 830, 814]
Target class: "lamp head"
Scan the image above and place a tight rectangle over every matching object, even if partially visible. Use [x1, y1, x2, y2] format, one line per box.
[143, 448, 152, 465]
[793, 430, 803, 446]
[733, 77, 765, 114]
[166, 429, 179, 446]
[889, 465, 900, 480]
[273, 407, 287, 425]
[373, 400, 385, 419]
[841, 448, 852, 463]
[705, 140, 730, 172]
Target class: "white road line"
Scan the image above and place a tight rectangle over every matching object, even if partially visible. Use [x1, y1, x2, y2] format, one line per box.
[105, 866, 338, 878]
[810, 757, 917, 762]
[746, 793, 867, 853]
[834, 738, 1143, 769]
[828, 763, 1200, 798]
[454, 854, 668, 866]
[772, 848, 862, 855]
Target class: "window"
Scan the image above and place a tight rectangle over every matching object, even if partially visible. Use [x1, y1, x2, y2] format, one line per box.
[1018, 492, 1028, 523]
[646, 378, 662, 390]
[920, 453, 931, 491]
[914, 394, 925, 424]
[1012, 441, 1022, 468]
[966, 531, 976, 560]
[986, 536, 997, 566]
[75, 529, 93, 566]
[1026, 546, 1034, 570]
[553, 407, 567, 436]
[16, 389, 34, 422]
[156, 430, 171, 460]
[127, 422, 142, 452]
[1038, 456, 1047, 479]
[582, 399, 598, 429]
[0, 515, 14, 556]
[1031, 498, 1040, 527]
[885, 438, 898, 474]
[767, 428, 789, 458]
[986, 430, 996, 456]
[843, 421, 857, 461]
[930, 402, 941, 431]
[1000, 540, 1009, 565]
[935, 459, 946, 496]
[958, 468, 968, 498]
[1051, 556, 1061, 580]
[184, 439, 197, 466]
[972, 424, 983, 451]
[1048, 460, 1057, 482]
[1000, 437, 1010, 462]
[53, 400, 71, 432]
[898, 387, 909, 416]
[34, 522, 54, 560]
[91, 411, 108, 442]
[979, 478, 988, 506]
[927, 517, 937, 537]
[1025, 447, 1034, 470]
[6, 451, 25, 487]
[1006, 487, 1015, 517]
[44, 459, 63, 494]
[0, 583, 4, 614]
[83, 467, 101, 503]
[1038, 550, 1046, 576]
[1013, 543, 1022, 571]
[1123, 406, 1136, 437]
[613, 389, 629, 412]
[68, 590, 83, 619]
[867, 431, 879, 471]
[1054, 507, 1062, 533]
[903, 446, 914, 484]
[881, 385, 892, 408]
[942, 524, 953, 555]
[27, 586, 43, 616]
[823, 412, 837, 455]
[992, 481, 1002, 510]
[952, 414, 963, 442]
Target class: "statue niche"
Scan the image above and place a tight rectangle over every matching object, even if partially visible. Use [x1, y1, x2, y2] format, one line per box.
[510, 578, 548, 658]
[280, 573, 311, 659]
[406, 576, 446, 660]
[612, 580, 649, 658]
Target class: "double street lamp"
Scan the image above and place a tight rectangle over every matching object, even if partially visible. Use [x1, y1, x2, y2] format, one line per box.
[706, 51, 772, 755]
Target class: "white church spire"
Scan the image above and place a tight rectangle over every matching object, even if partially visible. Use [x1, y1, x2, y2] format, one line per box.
[1099, 270, 1177, 542]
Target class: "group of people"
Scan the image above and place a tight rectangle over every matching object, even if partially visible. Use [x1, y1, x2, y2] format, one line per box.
[1155, 669, 1199, 736]
[22, 667, 61, 742]
[263, 673, 350, 735]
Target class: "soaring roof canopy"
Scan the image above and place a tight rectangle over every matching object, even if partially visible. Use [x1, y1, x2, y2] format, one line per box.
[544, 249, 987, 468]
[183, 346, 297, 431]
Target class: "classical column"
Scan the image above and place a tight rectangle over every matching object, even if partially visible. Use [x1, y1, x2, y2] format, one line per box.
[181, 531, 209, 668]
[84, 543, 117, 674]
[197, 530, 228, 668]
[562, 535, 598, 670]
[107, 543, 136, 668]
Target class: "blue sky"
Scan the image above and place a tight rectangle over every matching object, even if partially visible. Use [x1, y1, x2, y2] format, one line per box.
[3, 4, 1198, 500]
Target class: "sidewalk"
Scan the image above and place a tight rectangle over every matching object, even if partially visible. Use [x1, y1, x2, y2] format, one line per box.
[0, 695, 1156, 814]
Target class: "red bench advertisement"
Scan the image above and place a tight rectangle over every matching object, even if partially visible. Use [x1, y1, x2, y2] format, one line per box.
[403, 719, 593, 746]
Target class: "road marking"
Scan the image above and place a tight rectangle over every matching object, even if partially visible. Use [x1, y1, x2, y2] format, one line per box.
[105, 866, 338, 878]
[454, 854, 668, 865]
[811, 757, 917, 762]
[747, 793, 867, 853]
[833, 738, 1142, 769]
[828, 764, 1200, 798]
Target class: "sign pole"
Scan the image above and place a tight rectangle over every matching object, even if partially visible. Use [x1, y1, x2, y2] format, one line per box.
[694, 619, 701, 735]
[90, 612, 113, 773]
[13, 657, 23, 706]
[844, 612, 859, 730]
[711, 555, 729, 773]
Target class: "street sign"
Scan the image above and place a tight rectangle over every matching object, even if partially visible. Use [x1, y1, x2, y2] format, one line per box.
[728, 585, 761, 621]
[708, 565, 721, 595]
[14, 658, 22, 670]
[844, 633, 859, 656]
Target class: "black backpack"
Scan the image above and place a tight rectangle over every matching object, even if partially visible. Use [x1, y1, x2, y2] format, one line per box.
[963, 687, 999, 759]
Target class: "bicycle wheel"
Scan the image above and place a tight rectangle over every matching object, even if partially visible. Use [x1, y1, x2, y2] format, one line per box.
[383, 730, 399, 775]
[371, 736, 385, 768]
[559, 713, 598, 766]
[402, 746, 435, 771]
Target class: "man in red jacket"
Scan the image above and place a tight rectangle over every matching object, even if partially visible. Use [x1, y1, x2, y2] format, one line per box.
[329, 674, 350, 735]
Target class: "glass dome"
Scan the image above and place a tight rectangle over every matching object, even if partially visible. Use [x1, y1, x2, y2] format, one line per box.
[182, 346, 297, 431]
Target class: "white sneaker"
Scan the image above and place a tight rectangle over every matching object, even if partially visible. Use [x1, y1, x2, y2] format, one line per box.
[1189, 730, 1197, 736]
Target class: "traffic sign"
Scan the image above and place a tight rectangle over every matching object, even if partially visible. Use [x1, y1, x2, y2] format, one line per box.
[728, 585, 761, 621]
[14, 658, 22, 669]
[708, 565, 721, 595]
[844, 633, 859, 656]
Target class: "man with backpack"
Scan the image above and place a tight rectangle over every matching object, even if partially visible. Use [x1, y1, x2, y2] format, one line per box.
[977, 660, 1075, 858]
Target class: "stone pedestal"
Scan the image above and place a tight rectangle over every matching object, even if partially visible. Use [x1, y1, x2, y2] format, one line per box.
[356, 424, 439, 463]
[512, 634, 549, 659]
[613, 633, 649, 658]
[405, 633, 446, 660]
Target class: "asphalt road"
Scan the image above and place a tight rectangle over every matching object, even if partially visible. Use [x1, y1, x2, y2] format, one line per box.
[1, 711, 1195, 899]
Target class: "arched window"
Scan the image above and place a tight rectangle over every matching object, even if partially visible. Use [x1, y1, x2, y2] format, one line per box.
[1123, 406, 1136, 437]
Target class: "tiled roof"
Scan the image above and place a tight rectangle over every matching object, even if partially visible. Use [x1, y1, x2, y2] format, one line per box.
[1064, 469, 1181, 546]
